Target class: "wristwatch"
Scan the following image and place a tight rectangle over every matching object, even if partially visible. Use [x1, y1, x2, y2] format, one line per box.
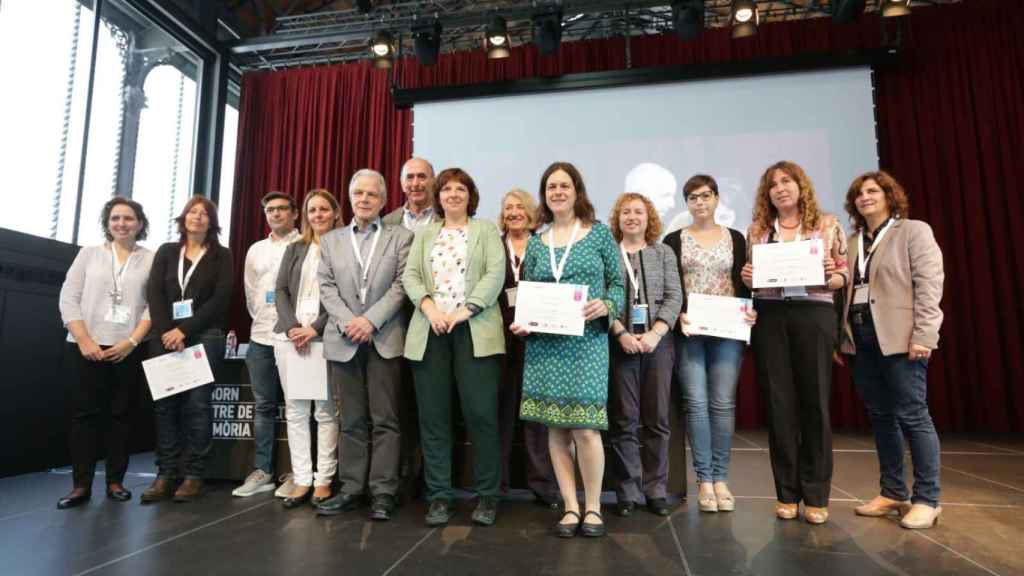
[466, 303, 482, 317]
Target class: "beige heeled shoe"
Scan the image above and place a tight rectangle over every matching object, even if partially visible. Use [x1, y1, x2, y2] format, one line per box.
[698, 483, 718, 512]
[855, 495, 912, 517]
[713, 482, 735, 512]
[900, 504, 942, 529]
[804, 506, 829, 525]
[775, 501, 798, 520]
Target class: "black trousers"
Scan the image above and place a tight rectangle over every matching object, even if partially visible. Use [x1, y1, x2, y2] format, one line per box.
[68, 343, 143, 488]
[752, 300, 836, 508]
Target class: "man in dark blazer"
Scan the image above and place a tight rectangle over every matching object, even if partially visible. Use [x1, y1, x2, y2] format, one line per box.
[381, 157, 438, 231]
[315, 169, 413, 521]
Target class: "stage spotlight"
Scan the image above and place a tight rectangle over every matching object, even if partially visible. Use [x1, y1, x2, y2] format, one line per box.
[485, 15, 511, 59]
[731, 0, 759, 39]
[413, 20, 442, 66]
[831, 0, 866, 24]
[369, 30, 395, 69]
[881, 0, 911, 17]
[532, 11, 562, 56]
[671, 0, 704, 41]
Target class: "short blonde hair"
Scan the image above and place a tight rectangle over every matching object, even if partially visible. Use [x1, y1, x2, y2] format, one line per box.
[498, 188, 540, 234]
[609, 192, 662, 244]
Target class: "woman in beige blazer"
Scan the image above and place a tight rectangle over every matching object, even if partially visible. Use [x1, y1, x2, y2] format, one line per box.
[402, 168, 506, 528]
[840, 170, 944, 529]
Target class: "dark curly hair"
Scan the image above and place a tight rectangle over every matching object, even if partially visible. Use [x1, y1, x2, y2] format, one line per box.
[433, 168, 480, 219]
[100, 197, 149, 241]
[845, 170, 911, 232]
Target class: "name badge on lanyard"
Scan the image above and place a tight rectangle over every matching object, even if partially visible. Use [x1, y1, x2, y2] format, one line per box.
[176, 246, 206, 320]
[350, 224, 382, 304]
[107, 246, 133, 325]
[620, 244, 648, 332]
[856, 219, 895, 303]
[265, 290, 275, 304]
[774, 219, 809, 298]
[853, 284, 870, 305]
[297, 296, 319, 318]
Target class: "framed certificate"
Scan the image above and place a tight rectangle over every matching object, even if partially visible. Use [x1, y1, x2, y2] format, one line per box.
[686, 294, 754, 343]
[751, 239, 826, 289]
[513, 281, 589, 337]
[143, 344, 215, 401]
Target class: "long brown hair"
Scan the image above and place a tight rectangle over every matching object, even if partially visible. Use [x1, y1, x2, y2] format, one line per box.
[537, 162, 596, 225]
[300, 189, 341, 245]
[750, 161, 823, 239]
[845, 170, 910, 232]
[175, 196, 221, 247]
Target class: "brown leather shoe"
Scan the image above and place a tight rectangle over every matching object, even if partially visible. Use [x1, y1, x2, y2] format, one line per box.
[173, 478, 203, 503]
[140, 478, 174, 504]
[855, 495, 912, 517]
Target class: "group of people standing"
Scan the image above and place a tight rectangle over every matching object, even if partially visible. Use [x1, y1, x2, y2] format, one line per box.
[56, 156, 946, 534]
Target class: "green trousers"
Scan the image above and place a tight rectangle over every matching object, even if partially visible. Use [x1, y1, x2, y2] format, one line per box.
[411, 322, 502, 501]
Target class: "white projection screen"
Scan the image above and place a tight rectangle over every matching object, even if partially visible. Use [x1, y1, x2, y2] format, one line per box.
[412, 66, 878, 236]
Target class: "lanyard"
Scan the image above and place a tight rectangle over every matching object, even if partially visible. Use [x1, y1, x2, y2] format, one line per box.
[857, 218, 895, 283]
[300, 244, 321, 299]
[506, 236, 524, 283]
[773, 218, 802, 242]
[547, 219, 580, 284]
[619, 244, 644, 303]
[110, 244, 135, 301]
[349, 223, 382, 301]
[178, 245, 206, 299]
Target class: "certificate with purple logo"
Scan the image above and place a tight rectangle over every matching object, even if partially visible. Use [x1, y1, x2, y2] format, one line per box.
[513, 281, 589, 337]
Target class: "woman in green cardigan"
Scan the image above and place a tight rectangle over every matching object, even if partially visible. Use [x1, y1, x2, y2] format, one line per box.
[403, 167, 507, 528]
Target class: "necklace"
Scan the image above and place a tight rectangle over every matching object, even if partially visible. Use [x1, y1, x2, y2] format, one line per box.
[777, 217, 801, 230]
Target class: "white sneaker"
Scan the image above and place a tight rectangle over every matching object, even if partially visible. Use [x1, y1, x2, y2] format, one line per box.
[274, 474, 295, 498]
[232, 469, 275, 497]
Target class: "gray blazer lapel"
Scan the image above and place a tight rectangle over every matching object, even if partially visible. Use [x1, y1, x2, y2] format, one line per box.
[334, 227, 361, 302]
[364, 225, 394, 289]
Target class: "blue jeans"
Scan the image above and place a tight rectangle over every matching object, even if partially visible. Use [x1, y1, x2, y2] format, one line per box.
[851, 314, 941, 506]
[153, 330, 224, 479]
[677, 334, 744, 483]
[246, 341, 282, 474]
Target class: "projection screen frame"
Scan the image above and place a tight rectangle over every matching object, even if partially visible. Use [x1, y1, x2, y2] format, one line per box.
[392, 47, 897, 108]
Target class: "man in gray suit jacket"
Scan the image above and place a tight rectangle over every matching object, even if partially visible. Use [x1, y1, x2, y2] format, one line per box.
[315, 169, 413, 521]
[381, 157, 437, 231]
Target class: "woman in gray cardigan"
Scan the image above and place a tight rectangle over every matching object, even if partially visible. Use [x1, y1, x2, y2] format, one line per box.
[607, 192, 683, 518]
[273, 189, 341, 509]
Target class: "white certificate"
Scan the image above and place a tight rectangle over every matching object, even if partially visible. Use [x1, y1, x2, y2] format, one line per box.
[513, 281, 589, 337]
[276, 341, 329, 401]
[752, 239, 826, 289]
[686, 294, 754, 343]
[143, 344, 215, 401]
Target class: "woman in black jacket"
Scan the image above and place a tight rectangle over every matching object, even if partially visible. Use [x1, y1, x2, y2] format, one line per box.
[141, 196, 233, 504]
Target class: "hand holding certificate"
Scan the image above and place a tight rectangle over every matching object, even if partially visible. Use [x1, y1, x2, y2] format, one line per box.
[685, 294, 754, 343]
[513, 281, 589, 337]
[752, 239, 825, 289]
[143, 344, 215, 401]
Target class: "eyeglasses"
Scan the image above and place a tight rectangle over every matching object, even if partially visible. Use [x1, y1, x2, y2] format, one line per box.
[265, 205, 292, 214]
[686, 192, 715, 204]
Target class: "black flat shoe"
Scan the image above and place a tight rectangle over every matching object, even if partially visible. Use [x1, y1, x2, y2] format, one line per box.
[282, 489, 312, 509]
[554, 510, 581, 538]
[57, 489, 91, 510]
[580, 510, 606, 538]
[316, 492, 361, 516]
[646, 497, 671, 517]
[616, 500, 636, 517]
[106, 487, 132, 502]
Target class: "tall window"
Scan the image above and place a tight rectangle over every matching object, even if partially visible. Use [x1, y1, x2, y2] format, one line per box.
[0, 0, 205, 247]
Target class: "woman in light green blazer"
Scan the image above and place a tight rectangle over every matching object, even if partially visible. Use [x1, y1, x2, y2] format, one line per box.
[403, 167, 506, 528]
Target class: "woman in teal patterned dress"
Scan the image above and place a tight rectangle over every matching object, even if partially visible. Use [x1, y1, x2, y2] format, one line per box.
[511, 162, 624, 538]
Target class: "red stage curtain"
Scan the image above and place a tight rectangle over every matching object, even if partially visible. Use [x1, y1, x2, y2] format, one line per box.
[229, 0, 1024, 432]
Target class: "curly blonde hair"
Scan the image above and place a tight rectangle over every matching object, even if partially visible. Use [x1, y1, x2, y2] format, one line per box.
[750, 161, 825, 239]
[609, 192, 662, 245]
